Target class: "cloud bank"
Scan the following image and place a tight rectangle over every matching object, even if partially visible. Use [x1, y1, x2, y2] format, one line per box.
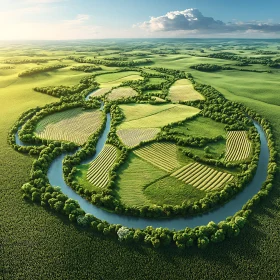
[138, 8, 280, 34]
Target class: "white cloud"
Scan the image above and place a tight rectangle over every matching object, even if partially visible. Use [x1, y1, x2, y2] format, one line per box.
[137, 8, 280, 34]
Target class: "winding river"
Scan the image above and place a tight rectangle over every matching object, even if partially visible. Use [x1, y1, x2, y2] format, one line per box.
[15, 91, 270, 230]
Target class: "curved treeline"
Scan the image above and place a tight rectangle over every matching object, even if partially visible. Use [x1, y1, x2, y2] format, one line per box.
[0, 66, 15, 70]
[71, 65, 102, 72]
[33, 75, 99, 97]
[190, 63, 271, 73]
[67, 56, 153, 67]
[3, 58, 50, 64]
[207, 52, 279, 67]
[18, 64, 67, 77]
[190, 64, 232, 72]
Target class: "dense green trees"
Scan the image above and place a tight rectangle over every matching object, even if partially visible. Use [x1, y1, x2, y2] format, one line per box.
[71, 65, 102, 72]
[190, 64, 232, 72]
[18, 64, 67, 77]
[68, 56, 153, 67]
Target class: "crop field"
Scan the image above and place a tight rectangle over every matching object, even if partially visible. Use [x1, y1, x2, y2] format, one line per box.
[35, 108, 103, 145]
[144, 176, 206, 206]
[167, 116, 226, 138]
[107, 87, 138, 101]
[89, 87, 111, 98]
[117, 127, 160, 147]
[171, 163, 234, 191]
[94, 71, 143, 87]
[225, 131, 252, 161]
[133, 142, 182, 172]
[116, 153, 167, 206]
[118, 103, 200, 129]
[87, 144, 118, 188]
[169, 79, 204, 102]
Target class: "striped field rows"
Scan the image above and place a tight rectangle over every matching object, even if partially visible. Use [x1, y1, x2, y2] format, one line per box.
[87, 145, 118, 188]
[36, 108, 103, 145]
[133, 142, 181, 172]
[117, 128, 160, 147]
[107, 87, 138, 101]
[171, 163, 234, 191]
[225, 131, 251, 161]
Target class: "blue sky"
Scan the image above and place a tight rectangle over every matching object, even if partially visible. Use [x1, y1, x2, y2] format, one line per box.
[1, 0, 280, 40]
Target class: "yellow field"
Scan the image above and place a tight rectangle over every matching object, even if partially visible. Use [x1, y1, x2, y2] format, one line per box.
[118, 103, 200, 129]
[87, 144, 118, 188]
[171, 163, 234, 191]
[117, 128, 160, 147]
[169, 79, 204, 102]
[35, 108, 102, 145]
[225, 131, 252, 161]
[133, 142, 181, 172]
[95, 71, 143, 88]
[89, 88, 111, 98]
[107, 87, 138, 101]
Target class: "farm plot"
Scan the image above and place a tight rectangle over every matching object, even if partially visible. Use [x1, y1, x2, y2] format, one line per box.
[225, 131, 251, 161]
[169, 79, 204, 102]
[171, 163, 234, 191]
[35, 108, 102, 145]
[87, 144, 118, 188]
[116, 153, 167, 207]
[134, 142, 181, 172]
[89, 88, 111, 98]
[117, 128, 160, 147]
[95, 71, 143, 88]
[118, 103, 200, 129]
[107, 87, 138, 101]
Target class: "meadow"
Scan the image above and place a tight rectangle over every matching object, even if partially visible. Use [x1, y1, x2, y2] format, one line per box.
[169, 79, 204, 102]
[1, 39, 280, 279]
[117, 103, 200, 129]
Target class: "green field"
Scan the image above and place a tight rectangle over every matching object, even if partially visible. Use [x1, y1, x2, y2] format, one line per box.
[117, 127, 160, 147]
[133, 142, 183, 172]
[107, 87, 138, 101]
[167, 116, 227, 139]
[95, 71, 143, 87]
[144, 176, 206, 205]
[116, 153, 167, 207]
[169, 79, 204, 102]
[118, 103, 200, 129]
[1, 40, 280, 279]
